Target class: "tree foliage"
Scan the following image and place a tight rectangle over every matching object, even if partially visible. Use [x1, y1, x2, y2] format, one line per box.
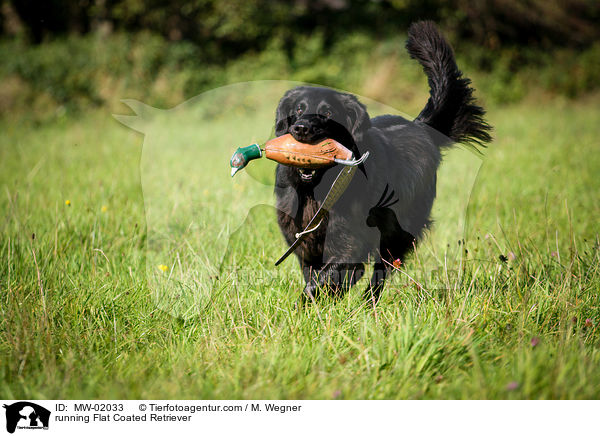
[6, 0, 600, 52]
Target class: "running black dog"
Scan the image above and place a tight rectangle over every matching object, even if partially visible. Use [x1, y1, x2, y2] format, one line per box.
[273, 21, 491, 304]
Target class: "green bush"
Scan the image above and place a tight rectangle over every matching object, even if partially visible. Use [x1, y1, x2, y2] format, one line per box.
[1, 37, 101, 107]
[0, 29, 599, 116]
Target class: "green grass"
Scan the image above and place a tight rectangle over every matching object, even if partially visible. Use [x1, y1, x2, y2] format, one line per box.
[1, 86, 599, 399]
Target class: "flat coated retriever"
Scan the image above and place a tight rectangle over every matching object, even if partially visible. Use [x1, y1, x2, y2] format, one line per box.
[273, 21, 492, 304]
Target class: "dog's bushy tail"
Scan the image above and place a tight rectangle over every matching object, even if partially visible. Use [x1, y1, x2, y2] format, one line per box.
[406, 21, 492, 147]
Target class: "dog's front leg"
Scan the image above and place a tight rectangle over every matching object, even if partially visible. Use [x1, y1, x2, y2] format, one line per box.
[302, 262, 364, 302]
[301, 215, 366, 301]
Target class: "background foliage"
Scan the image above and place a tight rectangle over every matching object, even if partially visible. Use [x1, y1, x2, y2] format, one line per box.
[1, 0, 599, 117]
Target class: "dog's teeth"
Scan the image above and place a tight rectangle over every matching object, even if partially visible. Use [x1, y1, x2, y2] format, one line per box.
[299, 168, 316, 181]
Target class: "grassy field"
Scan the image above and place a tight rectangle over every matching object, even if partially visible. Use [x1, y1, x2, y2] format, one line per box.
[1, 84, 599, 399]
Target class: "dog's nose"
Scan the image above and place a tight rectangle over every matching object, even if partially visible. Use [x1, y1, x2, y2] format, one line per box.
[291, 124, 310, 137]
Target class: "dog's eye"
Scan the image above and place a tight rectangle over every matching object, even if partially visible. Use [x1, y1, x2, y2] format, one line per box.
[319, 107, 332, 118]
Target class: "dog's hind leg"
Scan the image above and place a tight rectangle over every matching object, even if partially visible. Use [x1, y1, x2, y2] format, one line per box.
[364, 234, 415, 305]
[364, 260, 388, 305]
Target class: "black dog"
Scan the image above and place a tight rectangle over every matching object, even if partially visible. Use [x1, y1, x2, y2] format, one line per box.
[274, 21, 491, 304]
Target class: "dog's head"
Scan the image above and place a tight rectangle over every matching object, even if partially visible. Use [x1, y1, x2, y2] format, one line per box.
[275, 86, 371, 183]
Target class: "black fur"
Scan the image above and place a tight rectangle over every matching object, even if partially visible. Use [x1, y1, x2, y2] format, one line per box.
[406, 21, 492, 147]
[274, 21, 492, 304]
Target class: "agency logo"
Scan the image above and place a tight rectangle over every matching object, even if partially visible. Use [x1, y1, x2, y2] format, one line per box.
[2, 402, 50, 434]
[114, 80, 483, 317]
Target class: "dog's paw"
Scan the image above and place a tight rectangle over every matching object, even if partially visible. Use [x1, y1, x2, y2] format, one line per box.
[301, 283, 319, 303]
[362, 286, 382, 307]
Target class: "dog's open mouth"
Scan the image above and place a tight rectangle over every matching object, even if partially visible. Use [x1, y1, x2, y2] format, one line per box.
[298, 168, 316, 181]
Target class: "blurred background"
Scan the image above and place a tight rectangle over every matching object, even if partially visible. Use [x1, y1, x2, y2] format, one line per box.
[1, 0, 599, 118]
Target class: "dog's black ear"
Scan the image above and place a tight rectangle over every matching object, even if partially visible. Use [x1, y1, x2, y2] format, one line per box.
[339, 93, 371, 138]
[275, 88, 302, 136]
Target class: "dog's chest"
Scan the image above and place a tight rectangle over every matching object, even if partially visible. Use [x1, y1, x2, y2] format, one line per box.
[276, 190, 327, 263]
